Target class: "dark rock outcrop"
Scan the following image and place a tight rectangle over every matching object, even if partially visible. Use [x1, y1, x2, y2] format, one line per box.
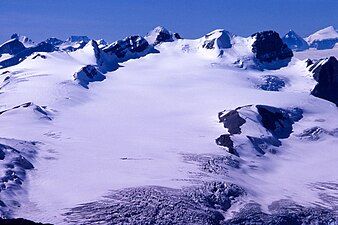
[305, 58, 313, 67]
[215, 134, 236, 155]
[310, 56, 338, 106]
[251, 31, 293, 69]
[216, 105, 303, 156]
[247, 136, 281, 155]
[256, 105, 303, 139]
[103, 35, 154, 61]
[73, 65, 105, 88]
[218, 109, 246, 135]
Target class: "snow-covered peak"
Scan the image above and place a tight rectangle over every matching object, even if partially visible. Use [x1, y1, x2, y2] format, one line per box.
[70, 40, 103, 66]
[305, 26, 338, 50]
[10, 33, 35, 47]
[56, 36, 90, 52]
[70, 40, 119, 73]
[96, 39, 107, 48]
[145, 26, 181, 45]
[103, 35, 155, 62]
[306, 26, 338, 43]
[201, 29, 232, 50]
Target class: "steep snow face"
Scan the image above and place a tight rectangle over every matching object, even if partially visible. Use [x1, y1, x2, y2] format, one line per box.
[145, 26, 181, 45]
[64, 40, 119, 74]
[307, 26, 338, 42]
[200, 29, 232, 51]
[282, 30, 309, 51]
[306, 26, 338, 50]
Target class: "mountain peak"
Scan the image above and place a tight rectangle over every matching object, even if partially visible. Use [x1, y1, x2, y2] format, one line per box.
[306, 26, 338, 49]
[145, 26, 181, 45]
[66, 35, 90, 43]
[201, 29, 232, 50]
[307, 26, 338, 42]
[10, 33, 35, 47]
[282, 30, 309, 51]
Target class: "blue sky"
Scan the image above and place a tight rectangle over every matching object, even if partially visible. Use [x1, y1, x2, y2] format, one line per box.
[0, 0, 337, 43]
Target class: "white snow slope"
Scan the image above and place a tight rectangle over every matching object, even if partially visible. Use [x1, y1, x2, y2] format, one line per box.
[0, 31, 337, 224]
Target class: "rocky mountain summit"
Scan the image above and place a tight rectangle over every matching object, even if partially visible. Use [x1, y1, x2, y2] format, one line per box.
[251, 31, 293, 69]
[282, 30, 309, 51]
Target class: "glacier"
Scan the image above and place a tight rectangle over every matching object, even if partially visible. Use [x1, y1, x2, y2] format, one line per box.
[0, 26, 337, 224]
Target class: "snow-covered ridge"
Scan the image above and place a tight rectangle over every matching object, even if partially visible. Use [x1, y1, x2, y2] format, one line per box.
[306, 26, 338, 50]
[306, 26, 338, 43]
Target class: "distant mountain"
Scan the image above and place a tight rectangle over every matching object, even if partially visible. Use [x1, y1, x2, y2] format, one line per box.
[0, 39, 26, 55]
[306, 26, 338, 50]
[10, 33, 35, 47]
[44, 35, 91, 52]
[102, 35, 157, 62]
[145, 26, 182, 45]
[282, 30, 309, 51]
